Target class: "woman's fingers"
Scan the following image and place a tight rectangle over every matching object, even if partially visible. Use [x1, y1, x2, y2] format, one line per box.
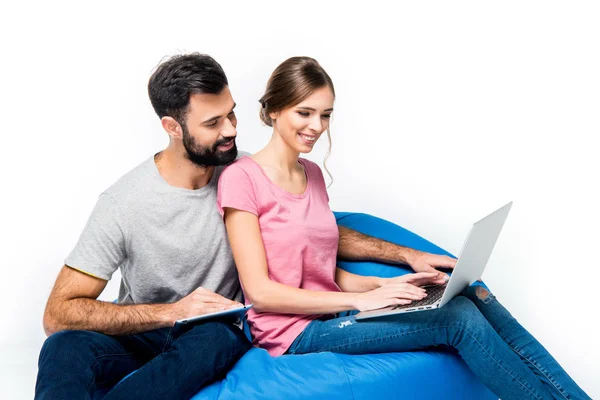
[393, 298, 413, 305]
[383, 282, 426, 294]
[381, 283, 427, 300]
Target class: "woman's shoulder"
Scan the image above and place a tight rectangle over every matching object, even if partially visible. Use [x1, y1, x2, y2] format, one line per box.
[220, 156, 272, 190]
[222, 155, 256, 175]
[299, 158, 324, 178]
[218, 156, 253, 182]
[299, 157, 320, 170]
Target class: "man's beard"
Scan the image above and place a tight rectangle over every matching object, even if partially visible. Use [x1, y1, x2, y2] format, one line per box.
[182, 124, 238, 167]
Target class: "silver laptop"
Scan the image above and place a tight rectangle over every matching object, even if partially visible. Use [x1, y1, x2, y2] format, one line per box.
[355, 202, 512, 321]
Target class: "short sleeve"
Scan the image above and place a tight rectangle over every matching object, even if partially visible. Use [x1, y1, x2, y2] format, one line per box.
[307, 160, 330, 203]
[217, 163, 259, 217]
[64, 193, 127, 280]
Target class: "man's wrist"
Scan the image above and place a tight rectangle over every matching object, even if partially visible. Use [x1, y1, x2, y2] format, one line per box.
[155, 303, 177, 328]
[398, 247, 421, 267]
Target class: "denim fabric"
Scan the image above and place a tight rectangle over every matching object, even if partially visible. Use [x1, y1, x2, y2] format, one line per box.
[35, 321, 252, 400]
[287, 286, 590, 400]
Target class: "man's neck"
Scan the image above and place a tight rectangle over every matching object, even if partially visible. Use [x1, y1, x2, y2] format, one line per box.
[154, 148, 215, 190]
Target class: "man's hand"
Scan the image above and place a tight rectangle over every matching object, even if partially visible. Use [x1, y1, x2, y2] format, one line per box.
[336, 227, 457, 285]
[406, 252, 457, 285]
[169, 287, 243, 323]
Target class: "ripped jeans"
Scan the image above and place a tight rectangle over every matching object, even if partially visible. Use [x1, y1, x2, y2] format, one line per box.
[286, 285, 590, 400]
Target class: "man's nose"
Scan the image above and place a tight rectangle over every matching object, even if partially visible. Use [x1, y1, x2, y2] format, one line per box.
[221, 117, 237, 138]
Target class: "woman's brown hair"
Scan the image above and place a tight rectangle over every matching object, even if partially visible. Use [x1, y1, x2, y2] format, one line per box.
[259, 56, 335, 185]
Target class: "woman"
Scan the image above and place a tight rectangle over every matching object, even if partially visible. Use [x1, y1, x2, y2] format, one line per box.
[217, 57, 589, 399]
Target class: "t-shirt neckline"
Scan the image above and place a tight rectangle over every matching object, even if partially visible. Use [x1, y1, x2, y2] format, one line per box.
[243, 156, 312, 199]
[149, 154, 218, 196]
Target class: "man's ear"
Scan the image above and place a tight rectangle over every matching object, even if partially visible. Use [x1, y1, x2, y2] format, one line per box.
[161, 117, 183, 139]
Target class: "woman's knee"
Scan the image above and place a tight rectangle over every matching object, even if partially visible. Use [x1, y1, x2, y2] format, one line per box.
[462, 284, 496, 305]
[444, 296, 488, 331]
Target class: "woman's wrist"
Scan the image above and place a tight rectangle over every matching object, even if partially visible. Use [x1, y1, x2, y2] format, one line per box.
[373, 276, 387, 289]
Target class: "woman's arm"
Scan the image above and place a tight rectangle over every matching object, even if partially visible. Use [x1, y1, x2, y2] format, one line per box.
[224, 208, 428, 314]
[335, 268, 382, 293]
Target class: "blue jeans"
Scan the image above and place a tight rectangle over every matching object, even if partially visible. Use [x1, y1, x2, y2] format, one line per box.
[287, 286, 589, 400]
[35, 320, 252, 400]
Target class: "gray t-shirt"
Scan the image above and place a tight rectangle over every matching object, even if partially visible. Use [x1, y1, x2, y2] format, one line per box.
[65, 154, 246, 304]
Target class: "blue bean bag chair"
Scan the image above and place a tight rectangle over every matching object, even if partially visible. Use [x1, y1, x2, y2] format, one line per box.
[189, 212, 496, 400]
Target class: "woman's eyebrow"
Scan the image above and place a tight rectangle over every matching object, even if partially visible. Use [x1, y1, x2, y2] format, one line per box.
[297, 106, 334, 112]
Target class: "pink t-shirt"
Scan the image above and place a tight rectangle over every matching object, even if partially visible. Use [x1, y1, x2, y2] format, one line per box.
[217, 156, 341, 356]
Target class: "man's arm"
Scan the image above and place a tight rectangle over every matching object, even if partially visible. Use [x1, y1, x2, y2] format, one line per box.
[43, 266, 240, 337]
[337, 226, 418, 264]
[337, 226, 456, 282]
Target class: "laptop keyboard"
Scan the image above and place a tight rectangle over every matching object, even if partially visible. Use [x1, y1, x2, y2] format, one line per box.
[391, 284, 447, 310]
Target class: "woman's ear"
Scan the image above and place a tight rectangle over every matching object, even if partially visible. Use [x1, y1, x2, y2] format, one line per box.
[269, 111, 279, 121]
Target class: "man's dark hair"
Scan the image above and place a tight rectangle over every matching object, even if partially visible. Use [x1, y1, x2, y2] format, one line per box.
[148, 53, 228, 125]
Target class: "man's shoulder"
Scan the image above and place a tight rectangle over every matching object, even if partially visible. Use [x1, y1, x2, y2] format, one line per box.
[236, 150, 251, 159]
[102, 156, 156, 202]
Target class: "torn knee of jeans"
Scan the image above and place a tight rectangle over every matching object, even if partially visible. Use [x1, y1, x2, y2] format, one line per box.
[475, 286, 493, 302]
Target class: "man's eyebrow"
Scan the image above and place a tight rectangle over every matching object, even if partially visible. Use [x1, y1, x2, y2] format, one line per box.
[201, 103, 237, 124]
[201, 115, 220, 125]
[297, 106, 334, 112]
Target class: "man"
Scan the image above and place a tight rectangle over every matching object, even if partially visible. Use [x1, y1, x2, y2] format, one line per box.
[35, 53, 455, 399]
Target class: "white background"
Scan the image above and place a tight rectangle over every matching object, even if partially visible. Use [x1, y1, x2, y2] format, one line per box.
[1, 1, 598, 398]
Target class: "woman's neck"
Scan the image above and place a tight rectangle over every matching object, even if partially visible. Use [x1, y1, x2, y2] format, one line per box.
[253, 132, 301, 172]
